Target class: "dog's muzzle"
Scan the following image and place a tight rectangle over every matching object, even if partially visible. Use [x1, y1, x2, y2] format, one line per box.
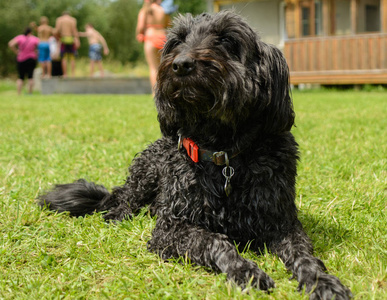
[172, 55, 196, 76]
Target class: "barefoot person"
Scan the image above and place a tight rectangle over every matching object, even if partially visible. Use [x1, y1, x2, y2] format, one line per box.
[8, 27, 40, 95]
[37, 16, 53, 78]
[55, 11, 80, 77]
[79, 23, 109, 77]
[136, 0, 170, 92]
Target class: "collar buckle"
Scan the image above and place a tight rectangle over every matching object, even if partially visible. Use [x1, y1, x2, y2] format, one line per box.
[213, 151, 227, 165]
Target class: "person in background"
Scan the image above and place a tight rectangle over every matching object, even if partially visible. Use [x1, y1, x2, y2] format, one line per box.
[160, 0, 178, 14]
[49, 29, 63, 77]
[37, 16, 53, 78]
[136, 0, 170, 92]
[8, 27, 40, 95]
[29, 21, 38, 32]
[79, 23, 109, 77]
[55, 11, 80, 77]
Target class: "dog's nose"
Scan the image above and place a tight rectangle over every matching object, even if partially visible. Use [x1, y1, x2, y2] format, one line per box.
[172, 55, 195, 76]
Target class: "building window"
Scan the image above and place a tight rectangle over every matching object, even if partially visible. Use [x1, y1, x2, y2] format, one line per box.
[301, 0, 323, 37]
[365, 5, 380, 32]
[335, 0, 351, 35]
[302, 6, 311, 36]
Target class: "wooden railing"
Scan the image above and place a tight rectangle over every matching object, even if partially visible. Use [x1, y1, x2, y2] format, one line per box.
[284, 33, 387, 84]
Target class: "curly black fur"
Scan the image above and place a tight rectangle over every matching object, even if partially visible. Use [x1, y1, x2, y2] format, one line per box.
[38, 11, 352, 299]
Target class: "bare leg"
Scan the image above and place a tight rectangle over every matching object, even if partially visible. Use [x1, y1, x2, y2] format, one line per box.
[41, 62, 50, 78]
[90, 60, 95, 77]
[40, 63, 46, 77]
[61, 59, 67, 78]
[144, 41, 161, 93]
[70, 58, 76, 77]
[16, 79, 23, 95]
[27, 79, 34, 94]
[47, 62, 52, 78]
[97, 61, 104, 77]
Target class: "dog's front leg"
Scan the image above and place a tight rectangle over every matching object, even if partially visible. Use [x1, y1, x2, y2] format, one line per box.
[271, 224, 352, 299]
[147, 217, 275, 291]
[100, 139, 167, 221]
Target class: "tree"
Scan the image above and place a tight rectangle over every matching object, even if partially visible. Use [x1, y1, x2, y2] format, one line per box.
[0, 0, 40, 76]
[174, 0, 207, 15]
[106, 0, 143, 64]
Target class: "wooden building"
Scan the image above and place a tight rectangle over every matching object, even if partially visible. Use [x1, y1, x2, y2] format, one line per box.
[207, 0, 387, 85]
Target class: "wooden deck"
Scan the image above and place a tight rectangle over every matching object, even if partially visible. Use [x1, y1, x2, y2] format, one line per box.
[284, 33, 387, 85]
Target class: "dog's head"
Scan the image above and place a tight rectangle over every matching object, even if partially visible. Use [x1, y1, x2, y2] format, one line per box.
[156, 11, 294, 148]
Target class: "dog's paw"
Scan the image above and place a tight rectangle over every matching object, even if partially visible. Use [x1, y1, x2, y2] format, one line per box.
[103, 206, 133, 222]
[227, 260, 275, 291]
[298, 272, 352, 300]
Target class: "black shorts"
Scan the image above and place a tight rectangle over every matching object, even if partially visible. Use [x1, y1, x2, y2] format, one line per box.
[17, 58, 37, 80]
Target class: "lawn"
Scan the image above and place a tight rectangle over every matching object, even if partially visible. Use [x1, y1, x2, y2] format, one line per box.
[0, 86, 386, 299]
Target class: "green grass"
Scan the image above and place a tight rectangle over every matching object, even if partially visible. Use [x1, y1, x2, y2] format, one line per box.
[73, 58, 150, 78]
[0, 79, 17, 93]
[0, 87, 386, 299]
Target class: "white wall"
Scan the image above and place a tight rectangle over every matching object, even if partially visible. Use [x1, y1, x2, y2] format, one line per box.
[207, 0, 283, 47]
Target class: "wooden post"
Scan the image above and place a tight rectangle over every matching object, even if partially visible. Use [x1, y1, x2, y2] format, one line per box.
[382, 0, 387, 32]
[213, 1, 220, 13]
[322, 0, 330, 35]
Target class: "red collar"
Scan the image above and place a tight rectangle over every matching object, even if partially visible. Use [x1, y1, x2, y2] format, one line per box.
[178, 135, 239, 165]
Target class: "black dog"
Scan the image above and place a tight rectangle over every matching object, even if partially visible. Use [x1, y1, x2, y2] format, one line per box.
[39, 11, 351, 299]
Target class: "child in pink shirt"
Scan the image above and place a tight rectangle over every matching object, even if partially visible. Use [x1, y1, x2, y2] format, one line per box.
[8, 27, 40, 95]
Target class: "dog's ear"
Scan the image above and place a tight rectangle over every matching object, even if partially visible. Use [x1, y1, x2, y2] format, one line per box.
[257, 44, 295, 134]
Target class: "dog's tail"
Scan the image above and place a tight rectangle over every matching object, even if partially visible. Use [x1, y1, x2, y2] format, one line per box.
[38, 179, 131, 221]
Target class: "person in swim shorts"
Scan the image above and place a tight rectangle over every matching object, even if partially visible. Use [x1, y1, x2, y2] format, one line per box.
[55, 11, 80, 77]
[79, 23, 109, 77]
[136, 0, 170, 92]
[8, 27, 40, 95]
[37, 16, 53, 78]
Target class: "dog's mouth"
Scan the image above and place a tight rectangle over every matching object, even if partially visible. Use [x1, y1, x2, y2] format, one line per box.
[158, 60, 220, 106]
[159, 50, 226, 90]
[156, 50, 249, 128]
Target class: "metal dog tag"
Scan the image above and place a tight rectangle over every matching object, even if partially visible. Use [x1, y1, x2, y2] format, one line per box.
[222, 165, 234, 197]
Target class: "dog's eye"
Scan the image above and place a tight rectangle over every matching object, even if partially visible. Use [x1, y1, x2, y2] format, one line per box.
[220, 36, 238, 50]
[220, 37, 232, 46]
[163, 39, 181, 54]
[219, 36, 240, 58]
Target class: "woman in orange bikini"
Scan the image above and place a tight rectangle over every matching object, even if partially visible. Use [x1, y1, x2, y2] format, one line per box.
[136, 0, 170, 92]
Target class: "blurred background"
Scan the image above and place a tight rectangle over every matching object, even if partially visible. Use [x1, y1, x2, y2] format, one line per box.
[0, 0, 206, 78]
[2, 0, 387, 87]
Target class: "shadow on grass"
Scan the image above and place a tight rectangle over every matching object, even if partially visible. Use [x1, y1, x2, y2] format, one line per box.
[298, 212, 352, 250]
